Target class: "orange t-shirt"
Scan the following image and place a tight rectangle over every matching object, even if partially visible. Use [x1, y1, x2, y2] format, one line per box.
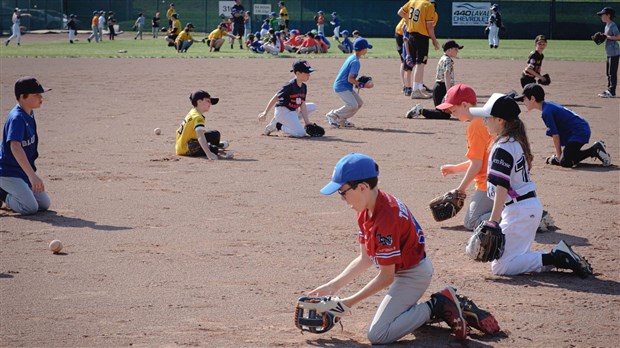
[466, 117, 492, 191]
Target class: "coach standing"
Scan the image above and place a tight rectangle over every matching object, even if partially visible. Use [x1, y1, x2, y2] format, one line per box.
[231, 0, 245, 49]
[398, 0, 440, 99]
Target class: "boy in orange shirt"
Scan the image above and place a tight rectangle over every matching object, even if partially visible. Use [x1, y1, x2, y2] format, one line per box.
[435, 84, 493, 230]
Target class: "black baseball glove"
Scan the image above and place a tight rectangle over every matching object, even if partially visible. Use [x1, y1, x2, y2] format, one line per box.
[592, 32, 607, 45]
[484, 27, 490, 35]
[305, 123, 325, 137]
[429, 189, 467, 222]
[356, 75, 373, 88]
[537, 73, 551, 86]
[294, 296, 347, 334]
[466, 221, 505, 262]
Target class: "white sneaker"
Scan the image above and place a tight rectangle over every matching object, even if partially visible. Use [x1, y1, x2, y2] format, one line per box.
[325, 112, 340, 128]
[411, 89, 431, 99]
[598, 90, 616, 98]
[406, 104, 423, 119]
[218, 141, 229, 150]
[593, 141, 611, 166]
[263, 122, 277, 136]
[218, 150, 234, 159]
[339, 119, 355, 128]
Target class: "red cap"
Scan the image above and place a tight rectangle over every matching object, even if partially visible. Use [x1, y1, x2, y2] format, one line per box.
[436, 84, 477, 110]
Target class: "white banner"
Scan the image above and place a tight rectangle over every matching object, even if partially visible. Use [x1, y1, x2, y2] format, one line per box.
[452, 2, 491, 26]
[253, 4, 272, 16]
[219, 1, 236, 17]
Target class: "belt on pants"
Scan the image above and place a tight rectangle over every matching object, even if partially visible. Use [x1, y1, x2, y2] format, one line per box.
[505, 191, 536, 206]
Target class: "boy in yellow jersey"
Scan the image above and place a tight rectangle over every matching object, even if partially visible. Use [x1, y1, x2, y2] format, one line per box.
[398, 0, 440, 99]
[166, 13, 181, 47]
[175, 23, 199, 53]
[166, 3, 176, 27]
[176, 90, 232, 160]
[278, 1, 289, 35]
[206, 23, 235, 52]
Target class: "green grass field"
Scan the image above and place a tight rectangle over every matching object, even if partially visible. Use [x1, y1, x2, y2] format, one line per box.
[0, 35, 605, 61]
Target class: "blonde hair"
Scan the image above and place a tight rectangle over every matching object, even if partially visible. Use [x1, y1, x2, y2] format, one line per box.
[495, 118, 534, 169]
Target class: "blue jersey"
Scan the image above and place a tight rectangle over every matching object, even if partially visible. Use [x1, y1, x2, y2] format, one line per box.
[0, 104, 39, 185]
[341, 37, 353, 53]
[541, 101, 590, 146]
[331, 17, 341, 27]
[333, 54, 360, 92]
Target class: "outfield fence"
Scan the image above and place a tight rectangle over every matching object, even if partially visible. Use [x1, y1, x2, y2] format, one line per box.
[1, 0, 617, 39]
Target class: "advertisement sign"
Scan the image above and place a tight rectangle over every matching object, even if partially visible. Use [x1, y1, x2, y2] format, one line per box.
[452, 2, 491, 26]
[253, 4, 272, 16]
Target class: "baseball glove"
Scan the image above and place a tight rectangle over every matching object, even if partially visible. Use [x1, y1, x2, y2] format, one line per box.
[546, 154, 560, 165]
[592, 32, 607, 45]
[466, 220, 505, 262]
[429, 189, 467, 222]
[356, 75, 373, 89]
[405, 55, 414, 68]
[187, 139, 205, 156]
[305, 123, 325, 137]
[294, 296, 349, 334]
[537, 73, 551, 86]
[484, 27, 490, 35]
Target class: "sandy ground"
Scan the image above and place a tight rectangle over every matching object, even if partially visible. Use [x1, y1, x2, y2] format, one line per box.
[0, 48, 619, 347]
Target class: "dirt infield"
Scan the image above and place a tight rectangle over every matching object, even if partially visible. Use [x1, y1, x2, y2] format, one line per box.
[1, 56, 618, 347]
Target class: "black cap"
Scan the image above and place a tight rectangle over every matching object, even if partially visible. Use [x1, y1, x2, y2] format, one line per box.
[290, 59, 315, 73]
[442, 40, 464, 51]
[535, 35, 547, 43]
[172, 13, 178, 18]
[470, 93, 521, 121]
[514, 83, 545, 102]
[190, 90, 219, 105]
[597, 7, 615, 16]
[186, 22, 194, 28]
[15, 77, 51, 99]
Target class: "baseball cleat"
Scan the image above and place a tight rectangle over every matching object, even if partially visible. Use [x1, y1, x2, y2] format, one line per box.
[339, 119, 355, 128]
[552, 240, 593, 278]
[406, 104, 423, 119]
[597, 90, 615, 98]
[456, 294, 501, 335]
[431, 286, 468, 341]
[218, 141, 229, 150]
[537, 210, 556, 233]
[593, 141, 611, 166]
[411, 89, 431, 99]
[325, 112, 340, 128]
[263, 122, 277, 136]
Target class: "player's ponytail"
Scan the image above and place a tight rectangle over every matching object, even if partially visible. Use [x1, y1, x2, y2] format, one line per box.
[498, 119, 534, 170]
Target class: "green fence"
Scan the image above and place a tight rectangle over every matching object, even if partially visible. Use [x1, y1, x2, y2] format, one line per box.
[1, 0, 618, 39]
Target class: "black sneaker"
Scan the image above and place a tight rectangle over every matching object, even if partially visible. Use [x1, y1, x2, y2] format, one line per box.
[276, 122, 283, 131]
[551, 240, 593, 278]
[592, 141, 611, 166]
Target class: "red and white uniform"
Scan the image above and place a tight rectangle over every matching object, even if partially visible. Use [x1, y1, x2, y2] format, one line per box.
[357, 190, 434, 344]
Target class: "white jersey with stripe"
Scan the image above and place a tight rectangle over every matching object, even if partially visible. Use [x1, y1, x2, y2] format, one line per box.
[486, 137, 536, 204]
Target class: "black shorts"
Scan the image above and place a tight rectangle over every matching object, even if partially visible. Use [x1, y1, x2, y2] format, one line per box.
[520, 74, 536, 87]
[395, 33, 404, 62]
[233, 23, 244, 37]
[407, 32, 430, 65]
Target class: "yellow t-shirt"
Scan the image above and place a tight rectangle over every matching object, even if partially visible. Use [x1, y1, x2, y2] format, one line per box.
[170, 19, 181, 34]
[166, 8, 176, 20]
[466, 117, 492, 191]
[176, 30, 193, 43]
[208, 28, 226, 41]
[176, 108, 205, 155]
[279, 7, 289, 20]
[401, 0, 435, 36]
[395, 18, 405, 35]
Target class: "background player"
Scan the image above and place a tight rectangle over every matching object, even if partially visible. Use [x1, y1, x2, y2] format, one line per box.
[258, 60, 318, 138]
[325, 38, 373, 128]
[175, 90, 230, 160]
[470, 94, 593, 278]
[521, 35, 549, 87]
[231, 0, 246, 49]
[5, 8, 31, 46]
[516, 83, 611, 167]
[486, 4, 502, 49]
[596, 7, 620, 98]
[398, 0, 440, 99]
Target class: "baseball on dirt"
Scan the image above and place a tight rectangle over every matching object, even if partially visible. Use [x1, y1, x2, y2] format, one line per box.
[154, 128, 161, 135]
[49, 240, 63, 254]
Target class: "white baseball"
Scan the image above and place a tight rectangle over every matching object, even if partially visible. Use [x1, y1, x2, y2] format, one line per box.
[49, 240, 63, 254]
[154, 128, 161, 135]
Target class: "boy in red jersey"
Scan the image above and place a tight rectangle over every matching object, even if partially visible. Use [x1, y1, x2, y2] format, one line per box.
[308, 153, 499, 344]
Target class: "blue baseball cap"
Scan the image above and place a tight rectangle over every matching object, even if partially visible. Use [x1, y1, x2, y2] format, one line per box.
[353, 38, 373, 51]
[320, 153, 379, 195]
[340, 30, 349, 36]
